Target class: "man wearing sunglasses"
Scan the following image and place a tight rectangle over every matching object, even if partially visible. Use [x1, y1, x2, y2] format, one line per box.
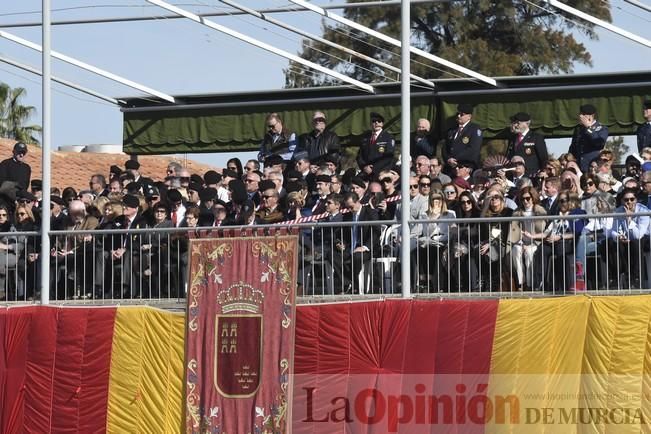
[357, 112, 395, 176]
[258, 112, 297, 164]
[295, 111, 341, 166]
[505, 112, 548, 177]
[0, 142, 31, 191]
[442, 104, 482, 177]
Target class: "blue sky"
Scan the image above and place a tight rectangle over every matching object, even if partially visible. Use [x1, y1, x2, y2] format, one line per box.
[1, 0, 650, 167]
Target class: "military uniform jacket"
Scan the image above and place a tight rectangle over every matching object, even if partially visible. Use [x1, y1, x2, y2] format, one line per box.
[356, 129, 396, 173]
[506, 130, 549, 176]
[442, 122, 482, 167]
[568, 121, 608, 159]
[637, 123, 651, 153]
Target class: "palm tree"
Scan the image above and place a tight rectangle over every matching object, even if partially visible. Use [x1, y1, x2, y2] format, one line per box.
[0, 83, 42, 145]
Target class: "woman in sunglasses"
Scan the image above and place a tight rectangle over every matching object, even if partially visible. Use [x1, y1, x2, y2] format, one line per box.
[0, 204, 20, 300]
[448, 191, 480, 291]
[414, 190, 456, 292]
[476, 190, 513, 291]
[512, 187, 547, 291]
[529, 191, 586, 292]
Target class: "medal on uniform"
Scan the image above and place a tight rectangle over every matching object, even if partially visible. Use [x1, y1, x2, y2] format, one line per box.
[378, 146, 385, 153]
[462, 137, 469, 144]
[525, 148, 532, 155]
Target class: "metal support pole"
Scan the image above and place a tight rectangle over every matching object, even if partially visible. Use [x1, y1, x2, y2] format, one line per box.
[400, 0, 411, 298]
[40, 0, 51, 304]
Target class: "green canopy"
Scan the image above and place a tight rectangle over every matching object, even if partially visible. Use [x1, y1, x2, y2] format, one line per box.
[122, 71, 651, 154]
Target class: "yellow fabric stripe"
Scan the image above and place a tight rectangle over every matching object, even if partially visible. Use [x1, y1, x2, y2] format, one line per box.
[106, 307, 185, 434]
[581, 296, 651, 434]
[487, 297, 591, 433]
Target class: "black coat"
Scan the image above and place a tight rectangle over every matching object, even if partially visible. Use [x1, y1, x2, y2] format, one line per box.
[442, 122, 482, 168]
[356, 130, 396, 174]
[0, 158, 31, 191]
[410, 132, 435, 159]
[506, 130, 549, 176]
[297, 130, 341, 164]
[343, 206, 380, 254]
[637, 122, 651, 153]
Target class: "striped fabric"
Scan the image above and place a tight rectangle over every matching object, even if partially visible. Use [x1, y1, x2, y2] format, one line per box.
[1, 297, 651, 432]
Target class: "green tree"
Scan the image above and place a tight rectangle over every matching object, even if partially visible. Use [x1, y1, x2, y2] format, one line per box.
[285, 0, 610, 87]
[0, 83, 42, 145]
[604, 136, 629, 165]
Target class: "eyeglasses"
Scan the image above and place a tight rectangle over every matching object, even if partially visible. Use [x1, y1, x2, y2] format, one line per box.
[444, 190, 456, 195]
[460, 200, 472, 205]
[267, 124, 276, 130]
[381, 178, 393, 184]
[262, 195, 274, 200]
[419, 183, 431, 188]
[431, 196, 443, 201]
[586, 181, 595, 187]
[17, 212, 27, 217]
[409, 184, 419, 189]
[371, 119, 383, 124]
[490, 196, 503, 201]
[17, 199, 31, 204]
[0, 213, 7, 217]
[624, 197, 637, 203]
[522, 196, 532, 201]
[313, 117, 326, 123]
[559, 198, 569, 203]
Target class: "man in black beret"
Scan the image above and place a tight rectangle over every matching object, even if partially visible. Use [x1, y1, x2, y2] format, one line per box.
[505, 112, 549, 177]
[124, 159, 140, 179]
[50, 195, 67, 231]
[308, 174, 332, 215]
[109, 165, 122, 181]
[568, 103, 609, 172]
[356, 112, 395, 178]
[637, 100, 651, 154]
[442, 104, 482, 177]
[166, 189, 186, 227]
[0, 142, 31, 191]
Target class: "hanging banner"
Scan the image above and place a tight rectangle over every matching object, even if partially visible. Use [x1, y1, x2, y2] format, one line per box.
[185, 235, 298, 434]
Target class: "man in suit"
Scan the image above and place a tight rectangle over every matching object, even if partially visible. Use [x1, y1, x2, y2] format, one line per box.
[357, 112, 395, 177]
[442, 103, 482, 176]
[505, 112, 548, 177]
[542, 176, 561, 215]
[637, 100, 651, 153]
[342, 192, 379, 293]
[568, 104, 609, 172]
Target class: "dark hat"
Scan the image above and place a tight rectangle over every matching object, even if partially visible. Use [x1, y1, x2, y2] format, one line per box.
[315, 174, 331, 183]
[199, 187, 217, 202]
[222, 169, 238, 179]
[204, 170, 221, 185]
[265, 154, 285, 167]
[125, 160, 140, 170]
[229, 179, 247, 205]
[188, 181, 202, 193]
[293, 150, 309, 162]
[153, 201, 169, 213]
[13, 142, 27, 154]
[511, 112, 530, 122]
[323, 154, 338, 165]
[110, 165, 122, 176]
[213, 199, 228, 209]
[166, 189, 182, 203]
[145, 185, 160, 198]
[626, 154, 642, 165]
[30, 179, 42, 191]
[457, 103, 474, 114]
[370, 112, 385, 122]
[457, 160, 476, 170]
[259, 180, 276, 192]
[644, 100, 651, 110]
[125, 181, 141, 194]
[580, 104, 597, 115]
[122, 194, 140, 209]
[50, 195, 65, 206]
[190, 174, 204, 185]
[350, 176, 366, 189]
[16, 190, 36, 201]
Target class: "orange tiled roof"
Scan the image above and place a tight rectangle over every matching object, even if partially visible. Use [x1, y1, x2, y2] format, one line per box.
[0, 138, 221, 191]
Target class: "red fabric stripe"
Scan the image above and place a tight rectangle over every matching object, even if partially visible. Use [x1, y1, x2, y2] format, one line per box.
[0, 306, 116, 433]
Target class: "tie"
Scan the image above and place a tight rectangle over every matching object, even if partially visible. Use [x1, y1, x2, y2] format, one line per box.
[370, 133, 377, 145]
[455, 126, 463, 139]
[516, 133, 523, 148]
[172, 211, 177, 226]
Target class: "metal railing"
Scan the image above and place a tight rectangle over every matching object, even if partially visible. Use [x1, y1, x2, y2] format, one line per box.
[2, 212, 651, 305]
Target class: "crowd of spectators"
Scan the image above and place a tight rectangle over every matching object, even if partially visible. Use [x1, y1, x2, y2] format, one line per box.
[1, 100, 651, 299]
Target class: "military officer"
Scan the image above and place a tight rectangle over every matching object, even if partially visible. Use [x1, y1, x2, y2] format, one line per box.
[505, 112, 548, 177]
[637, 100, 651, 154]
[568, 104, 608, 172]
[356, 112, 395, 176]
[442, 103, 482, 176]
